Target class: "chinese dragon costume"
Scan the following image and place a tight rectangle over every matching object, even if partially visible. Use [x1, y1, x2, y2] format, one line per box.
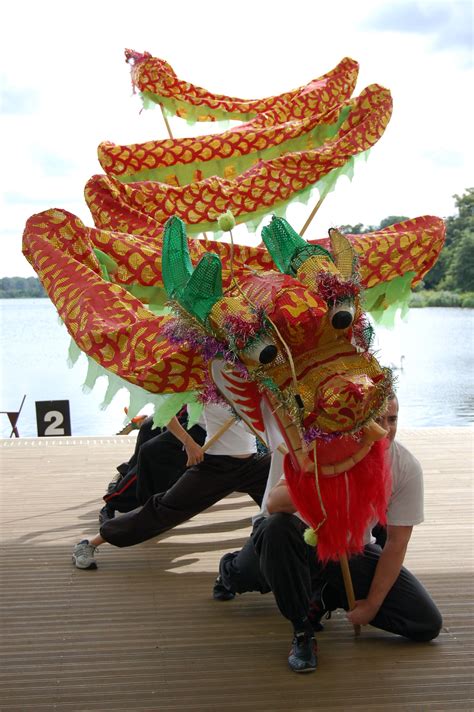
[22, 50, 445, 562]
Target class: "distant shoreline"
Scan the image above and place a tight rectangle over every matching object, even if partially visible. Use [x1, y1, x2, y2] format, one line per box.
[1, 279, 473, 309]
[1, 294, 48, 299]
[3, 295, 473, 308]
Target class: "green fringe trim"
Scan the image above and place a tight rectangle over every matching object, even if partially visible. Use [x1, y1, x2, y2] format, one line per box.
[95, 151, 369, 305]
[119, 107, 352, 186]
[67, 338, 82, 367]
[93, 248, 118, 281]
[141, 92, 254, 124]
[122, 284, 170, 314]
[179, 149, 370, 237]
[66, 336, 202, 427]
[363, 271, 415, 326]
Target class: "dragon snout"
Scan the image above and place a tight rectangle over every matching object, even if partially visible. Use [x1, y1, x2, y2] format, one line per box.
[316, 374, 379, 431]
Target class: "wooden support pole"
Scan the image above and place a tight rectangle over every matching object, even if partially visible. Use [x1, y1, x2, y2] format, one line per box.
[160, 103, 174, 140]
[300, 195, 325, 237]
[339, 553, 361, 636]
[159, 103, 210, 243]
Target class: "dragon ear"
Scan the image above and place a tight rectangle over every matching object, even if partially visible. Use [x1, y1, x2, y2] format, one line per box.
[162, 216, 194, 299]
[181, 253, 223, 323]
[162, 215, 224, 323]
[328, 228, 355, 279]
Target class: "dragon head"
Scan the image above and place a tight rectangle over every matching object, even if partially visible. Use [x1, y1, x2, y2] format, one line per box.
[162, 216, 392, 473]
[160, 215, 393, 559]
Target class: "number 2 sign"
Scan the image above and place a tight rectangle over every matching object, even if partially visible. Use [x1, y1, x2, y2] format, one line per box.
[35, 400, 72, 437]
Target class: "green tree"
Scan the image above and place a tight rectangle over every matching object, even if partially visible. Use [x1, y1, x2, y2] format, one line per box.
[341, 216, 409, 235]
[340, 223, 372, 234]
[422, 248, 450, 290]
[425, 188, 474, 292]
[0, 276, 46, 298]
[442, 230, 474, 292]
[377, 215, 409, 229]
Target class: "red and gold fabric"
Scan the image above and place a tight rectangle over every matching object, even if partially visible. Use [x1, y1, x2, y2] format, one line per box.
[87, 85, 392, 236]
[125, 50, 358, 123]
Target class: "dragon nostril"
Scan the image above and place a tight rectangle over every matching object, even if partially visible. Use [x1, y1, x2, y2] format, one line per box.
[259, 344, 278, 364]
[294, 393, 304, 410]
[331, 311, 353, 329]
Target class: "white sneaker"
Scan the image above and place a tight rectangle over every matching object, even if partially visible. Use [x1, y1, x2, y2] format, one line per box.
[72, 540, 98, 569]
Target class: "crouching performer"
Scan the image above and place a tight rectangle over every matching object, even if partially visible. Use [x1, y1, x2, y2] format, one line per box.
[215, 395, 442, 673]
[72, 402, 269, 568]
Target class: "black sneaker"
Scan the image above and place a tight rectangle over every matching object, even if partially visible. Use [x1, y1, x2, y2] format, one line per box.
[99, 504, 115, 525]
[288, 632, 318, 673]
[212, 575, 235, 601]
[308, 583, 331, 632]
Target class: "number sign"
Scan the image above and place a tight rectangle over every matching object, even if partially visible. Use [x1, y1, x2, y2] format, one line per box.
[35, 400, 71, 437]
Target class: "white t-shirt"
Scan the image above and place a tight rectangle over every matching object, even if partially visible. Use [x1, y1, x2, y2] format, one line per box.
[203, 403, 257, 457]
[364, 439, 424, 544]
[386, 439, 424, 525]
[259, 438, 424, 539]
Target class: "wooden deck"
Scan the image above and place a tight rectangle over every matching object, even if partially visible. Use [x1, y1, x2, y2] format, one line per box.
[0, 428, 473, 711]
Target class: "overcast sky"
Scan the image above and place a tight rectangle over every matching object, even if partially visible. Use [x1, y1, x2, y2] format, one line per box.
[1, 0, 472, 277]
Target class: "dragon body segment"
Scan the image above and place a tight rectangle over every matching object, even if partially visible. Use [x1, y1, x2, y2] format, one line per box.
[87, 84, 393, 237]
[125, 51, 359, 123]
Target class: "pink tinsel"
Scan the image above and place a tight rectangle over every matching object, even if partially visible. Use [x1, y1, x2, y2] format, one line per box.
[317, 272, 359, 304]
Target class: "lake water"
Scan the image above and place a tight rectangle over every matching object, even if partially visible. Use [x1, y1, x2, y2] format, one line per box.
[1, 299, 473, 437]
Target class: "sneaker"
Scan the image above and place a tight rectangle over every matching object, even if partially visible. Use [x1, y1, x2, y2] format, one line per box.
[308, 583, 331, 632]
[72, 540, 98, 569]
[212, 575, 235, 601]
[98, 504, 115, 525]
[288, 632, 318, 673]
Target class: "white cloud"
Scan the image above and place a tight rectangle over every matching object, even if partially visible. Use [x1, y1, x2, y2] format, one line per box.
[364, 1, 473, 59]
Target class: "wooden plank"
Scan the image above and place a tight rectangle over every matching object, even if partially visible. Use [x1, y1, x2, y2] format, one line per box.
[0, 428, 473, 711]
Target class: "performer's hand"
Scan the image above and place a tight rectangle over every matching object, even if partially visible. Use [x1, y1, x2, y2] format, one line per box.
[184, 438, 205, 466]
[346, 599, 380, 626]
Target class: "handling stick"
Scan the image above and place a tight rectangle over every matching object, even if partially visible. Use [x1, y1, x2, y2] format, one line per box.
[339, 553, 361, 636]
[201, 416, 235, 452]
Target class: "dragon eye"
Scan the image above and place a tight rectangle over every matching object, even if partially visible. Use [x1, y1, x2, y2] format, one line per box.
[244, 338, 278, 365]
[330, 301, 355, 330]
[259, 344, 278, 364]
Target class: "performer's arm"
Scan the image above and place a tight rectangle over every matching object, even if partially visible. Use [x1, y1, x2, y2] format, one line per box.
[165, 416, 205, 467]
[267, 479, 297, 514]
[347, 524, 412, 626]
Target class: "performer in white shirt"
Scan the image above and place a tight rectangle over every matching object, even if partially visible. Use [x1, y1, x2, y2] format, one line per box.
[214, 395, 442, 673]
[72, 403, 269, 568]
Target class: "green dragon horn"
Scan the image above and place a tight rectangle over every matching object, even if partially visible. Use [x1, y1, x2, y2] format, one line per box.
[261, 215, 333, 275]
[181, 253, 223, 323]
[162, 216, 194, 299]
[261, 216, 307, 274]
[162, 216, 223, 323]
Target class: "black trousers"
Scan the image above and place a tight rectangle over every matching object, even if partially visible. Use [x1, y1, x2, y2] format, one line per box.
[219, 518, 270, 594]
[221, 513, 442, 642]
[136, 424, 206, 505]
[116, 416, 159, 476]
[100, 453, 270, 548]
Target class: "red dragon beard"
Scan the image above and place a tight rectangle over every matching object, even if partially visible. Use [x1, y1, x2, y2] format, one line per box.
[284, 439, 391, 562]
